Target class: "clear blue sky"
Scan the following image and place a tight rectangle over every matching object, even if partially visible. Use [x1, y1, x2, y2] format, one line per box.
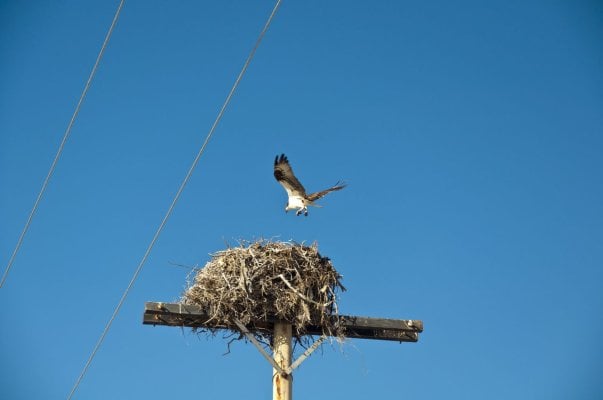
[1, 1, 602, 399]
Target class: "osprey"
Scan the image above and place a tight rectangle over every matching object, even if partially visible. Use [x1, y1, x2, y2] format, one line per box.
[274, 153, 346, 216]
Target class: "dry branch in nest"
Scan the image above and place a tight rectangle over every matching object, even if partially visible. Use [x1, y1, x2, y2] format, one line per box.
[182, 240, 346, 347]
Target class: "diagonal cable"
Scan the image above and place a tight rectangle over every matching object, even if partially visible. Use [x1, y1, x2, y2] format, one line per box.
[66, 1, 283, 398]
[1, 0, 126, 289]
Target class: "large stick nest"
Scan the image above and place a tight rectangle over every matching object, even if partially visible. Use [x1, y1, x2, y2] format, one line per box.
[182, 240, 345, 346]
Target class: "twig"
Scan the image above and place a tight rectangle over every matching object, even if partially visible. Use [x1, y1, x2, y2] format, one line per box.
[277, 274, 332, 307]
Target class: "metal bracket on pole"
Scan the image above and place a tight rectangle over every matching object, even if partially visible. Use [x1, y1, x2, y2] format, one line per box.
[286, 335, 326, 374]
[234, 319, 287, 375]
[234, 319, 327, 375]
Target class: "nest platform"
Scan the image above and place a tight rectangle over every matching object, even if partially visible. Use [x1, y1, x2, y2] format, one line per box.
[182, 240, 345, 345]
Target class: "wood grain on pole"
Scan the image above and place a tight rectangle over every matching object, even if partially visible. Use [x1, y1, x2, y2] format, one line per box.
[273, 321, 292, 400]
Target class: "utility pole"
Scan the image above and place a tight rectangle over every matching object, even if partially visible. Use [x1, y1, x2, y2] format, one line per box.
[272, 321, 292, 400]
[143, 302, 423, 398]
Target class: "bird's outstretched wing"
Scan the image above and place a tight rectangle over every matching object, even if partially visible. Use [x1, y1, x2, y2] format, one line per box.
[306, 181, 347, 202]
[274, 154, 306, 197]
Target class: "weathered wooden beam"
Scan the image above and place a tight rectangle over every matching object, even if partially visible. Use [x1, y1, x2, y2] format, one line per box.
[338, 315, 423, 332]
[143, 302, 422, 343]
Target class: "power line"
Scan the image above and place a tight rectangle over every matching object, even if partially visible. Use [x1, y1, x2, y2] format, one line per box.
[66, 1, 283, 398]
[0, 0, 126, 289]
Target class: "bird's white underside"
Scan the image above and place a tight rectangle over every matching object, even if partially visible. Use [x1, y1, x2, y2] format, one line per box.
[286, 195, 305, 211]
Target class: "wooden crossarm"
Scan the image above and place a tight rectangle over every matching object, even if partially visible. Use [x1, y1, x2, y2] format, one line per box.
[143, 302, 422, 343]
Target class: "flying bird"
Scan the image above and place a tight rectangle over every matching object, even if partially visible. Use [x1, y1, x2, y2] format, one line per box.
[274, 153, 346, 216]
